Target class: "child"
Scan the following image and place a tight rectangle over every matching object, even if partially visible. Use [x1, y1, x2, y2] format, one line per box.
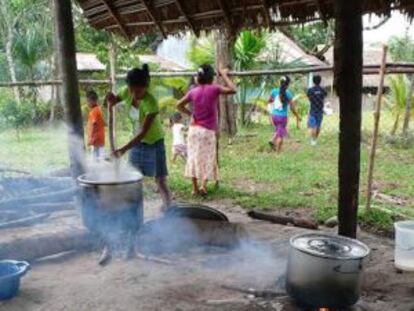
[307, 75, 327, 146]
[176, 65, 237, 196]
[268, 76, 301, 154]
[106, 65, 174, 209]
[86, 90, 105, 161]
[171, 112, 187, 163]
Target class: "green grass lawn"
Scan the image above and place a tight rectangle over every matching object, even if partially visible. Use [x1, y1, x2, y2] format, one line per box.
[1, 113, 413, 231]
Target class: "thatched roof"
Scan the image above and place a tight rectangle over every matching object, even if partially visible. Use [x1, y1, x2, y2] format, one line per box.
[75, 0, 414, 40]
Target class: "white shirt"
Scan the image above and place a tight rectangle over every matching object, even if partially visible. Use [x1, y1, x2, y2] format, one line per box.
[172, 123, 185, 146]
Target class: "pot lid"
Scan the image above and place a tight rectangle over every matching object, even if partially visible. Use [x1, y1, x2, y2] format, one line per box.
[290, 233, 370, 259]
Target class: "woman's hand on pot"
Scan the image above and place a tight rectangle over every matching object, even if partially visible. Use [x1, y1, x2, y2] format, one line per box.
[113, 147, 127, 158]
[105, 92, 117, 108]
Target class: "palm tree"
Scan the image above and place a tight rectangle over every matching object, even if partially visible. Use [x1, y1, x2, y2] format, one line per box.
[385, 75, 413, 135]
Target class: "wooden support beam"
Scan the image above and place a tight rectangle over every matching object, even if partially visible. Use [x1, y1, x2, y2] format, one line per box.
[334, 0, 363, 238]
[54, 0, 85, 179]
[100, 0, 130, 39]
[216, 0, 234, 36]
[142, 0, 167, 39]
[260, 0, 272, 28]
[174, 0, 199, 36]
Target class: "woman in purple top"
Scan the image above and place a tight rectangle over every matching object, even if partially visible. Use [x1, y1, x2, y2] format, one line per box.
[177, 65, 237, 196]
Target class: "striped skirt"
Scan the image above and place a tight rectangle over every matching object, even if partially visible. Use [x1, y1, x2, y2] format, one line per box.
[185, 125, 219, 181]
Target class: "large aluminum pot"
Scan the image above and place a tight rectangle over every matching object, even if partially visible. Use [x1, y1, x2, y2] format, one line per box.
[77, 172, 143, 234]
[286, 233, 370, 309]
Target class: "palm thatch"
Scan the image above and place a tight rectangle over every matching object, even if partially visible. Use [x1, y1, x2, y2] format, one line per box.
[75, 0, 414, 40]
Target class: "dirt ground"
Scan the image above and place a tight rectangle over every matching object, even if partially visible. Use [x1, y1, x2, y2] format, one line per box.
[1, 200, 414, 311]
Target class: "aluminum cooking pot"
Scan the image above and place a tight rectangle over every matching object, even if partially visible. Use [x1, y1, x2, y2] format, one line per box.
[286, 233, 370, 309]
[77, 172, 143, 234]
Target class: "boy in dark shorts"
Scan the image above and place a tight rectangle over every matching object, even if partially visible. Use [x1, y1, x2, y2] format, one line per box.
[307, 75, 327, 146]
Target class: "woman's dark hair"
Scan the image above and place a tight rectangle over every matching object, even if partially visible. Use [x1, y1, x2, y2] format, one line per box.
[126, 64, 150, 87]
[313, 75, 322, 85]
[197, 64, 215, 85]
[279, 76, 291, 104]
[86, 90, 98, 102]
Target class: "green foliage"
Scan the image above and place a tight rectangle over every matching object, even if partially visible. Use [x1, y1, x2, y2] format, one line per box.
[187, 36, 215, 68]
[159, 96, 178, 118]
[286, 21, 334, 53]
[388, 32, 414, 62]
[0, 97, 32, 135]
[234, 31, 267, 70]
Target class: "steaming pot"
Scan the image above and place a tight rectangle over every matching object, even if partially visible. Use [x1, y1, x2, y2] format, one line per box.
[286, 233, 370, 309]
[77, 172, 143, 234]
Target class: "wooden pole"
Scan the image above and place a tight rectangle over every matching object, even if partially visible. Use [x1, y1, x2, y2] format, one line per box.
[108, 40, 117, 152]
[334, 0, 363, 238]
[365, 45, 388, 212]
[54, 0, 85, 178]
[215, 30, 237, 136]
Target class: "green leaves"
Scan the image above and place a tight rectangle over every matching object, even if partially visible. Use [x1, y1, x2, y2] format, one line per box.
[234, 30, 267, 70]
[186, 36, 215, 68]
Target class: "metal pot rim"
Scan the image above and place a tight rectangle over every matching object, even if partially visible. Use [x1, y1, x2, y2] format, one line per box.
[289, 233, 370, 260]
[77, 173, 143, 186]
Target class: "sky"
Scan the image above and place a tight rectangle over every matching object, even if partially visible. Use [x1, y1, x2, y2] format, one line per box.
[363, 12, 414, 44]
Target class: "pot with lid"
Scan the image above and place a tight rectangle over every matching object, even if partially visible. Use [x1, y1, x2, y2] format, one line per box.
[286, 233, 370, 309]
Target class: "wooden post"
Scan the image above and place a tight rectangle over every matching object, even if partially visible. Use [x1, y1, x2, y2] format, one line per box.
[215, 30, 237, 137]
[54, 0, 85, 178]
[334, 1, 363, 238]
[109, 40, 117, 93]
[366, 45, 388, 211]
[402, 74, 414, 136]
[108, 40, 117, 152]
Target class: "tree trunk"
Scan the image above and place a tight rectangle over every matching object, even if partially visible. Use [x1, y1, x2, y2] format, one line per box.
[54, 0, 85, 179]
[391, 113, 400, 136]
[402, 74, 414, 136]
[334, 1, 363, 238]
[215, 30, 237, 136]
[4, 26, 21, 104]
[50, 0, 61, 123]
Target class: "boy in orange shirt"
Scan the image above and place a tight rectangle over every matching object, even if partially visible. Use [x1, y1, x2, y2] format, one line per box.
[86, 90, 105, 161]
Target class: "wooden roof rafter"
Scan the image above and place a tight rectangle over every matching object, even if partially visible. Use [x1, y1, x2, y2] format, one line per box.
[99, 0, 130, 39]
[315, 0, 328, 26]
[174, 0, 200, 36]
[141, 0, 167, 39]
[260, 0, 272, 28]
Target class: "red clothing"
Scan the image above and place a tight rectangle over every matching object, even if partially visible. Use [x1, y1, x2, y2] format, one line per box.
[87, 106, 105, 147]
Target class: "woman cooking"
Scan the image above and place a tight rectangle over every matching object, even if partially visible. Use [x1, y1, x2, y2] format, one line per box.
[176, 65, 237, 196]
[106, 65, 173, 210]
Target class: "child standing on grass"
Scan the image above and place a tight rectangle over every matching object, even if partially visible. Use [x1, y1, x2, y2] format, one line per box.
[86, 90, 105, 161]
[268, 76, 301, 154]
[307, 75, 327, 146]
[176, 65, 237, 196]
[171, 112, 187, 163]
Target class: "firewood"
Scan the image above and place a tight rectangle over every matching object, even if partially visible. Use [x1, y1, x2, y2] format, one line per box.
[0, 228, 93, 261]
[0, 213, 50, 230]
[247, 210, 318, 230]
[136, 253, 174, 265]
[221, 285, 286, 299]
[0, 187, 77, 210]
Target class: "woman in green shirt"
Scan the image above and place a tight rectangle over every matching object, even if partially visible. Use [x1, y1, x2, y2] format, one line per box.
[106, 65, 173, 209]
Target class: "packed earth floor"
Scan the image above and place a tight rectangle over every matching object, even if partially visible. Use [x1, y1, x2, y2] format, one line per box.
[0, 198, 413, 311]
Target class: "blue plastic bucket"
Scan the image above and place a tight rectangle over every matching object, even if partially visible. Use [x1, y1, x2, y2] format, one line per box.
[0, 261, 30, 300]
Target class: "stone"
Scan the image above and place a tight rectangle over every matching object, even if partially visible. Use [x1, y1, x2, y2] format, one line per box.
[324, 216, 339, 228]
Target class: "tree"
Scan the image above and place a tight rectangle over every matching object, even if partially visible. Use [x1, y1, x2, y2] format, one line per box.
[389, 31, 414, 135]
